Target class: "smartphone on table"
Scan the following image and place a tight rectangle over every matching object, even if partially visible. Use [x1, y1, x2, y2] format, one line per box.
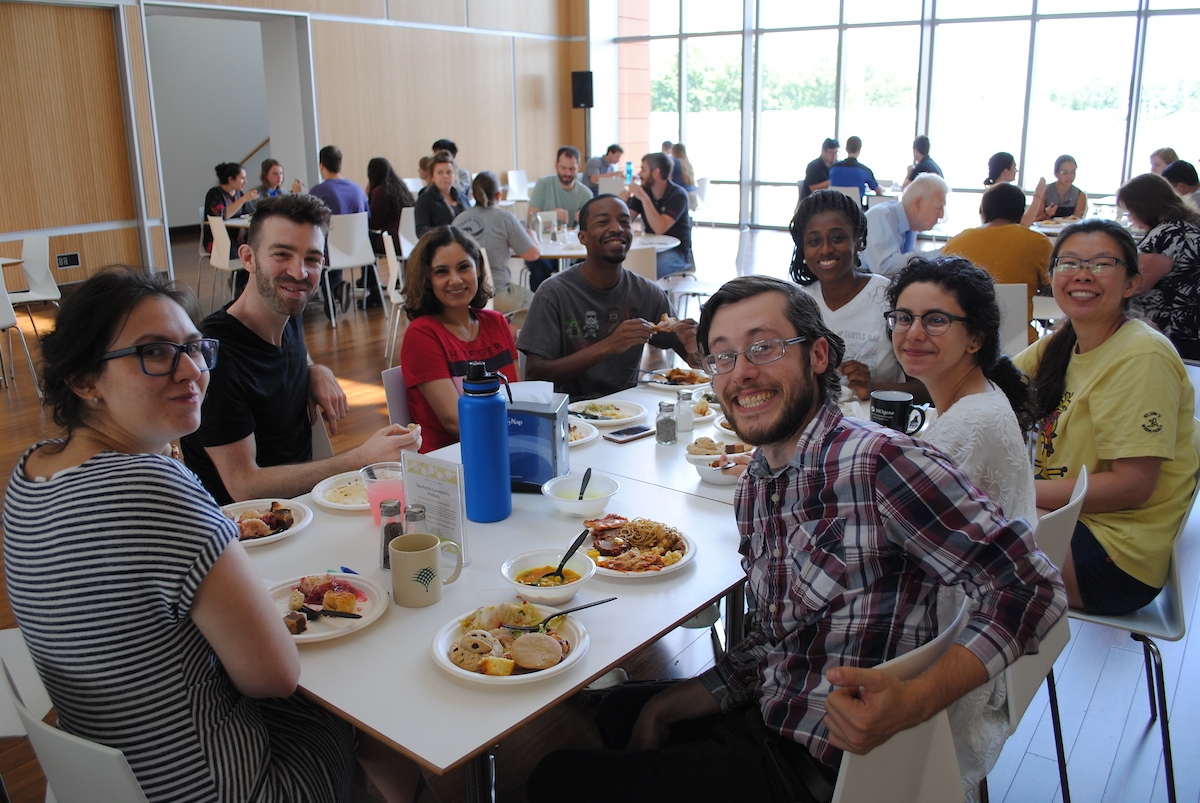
[603, 425, 655, 444]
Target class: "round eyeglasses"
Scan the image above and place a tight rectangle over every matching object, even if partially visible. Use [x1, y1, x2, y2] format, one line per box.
[701, 336, 807, 375]
[100, 339, 219, 376]
[1051, 257, 1126, 276]
[884, 310, 970, 336]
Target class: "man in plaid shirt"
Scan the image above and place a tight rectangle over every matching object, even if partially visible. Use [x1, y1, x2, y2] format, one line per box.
[528, 276, 1065, 803]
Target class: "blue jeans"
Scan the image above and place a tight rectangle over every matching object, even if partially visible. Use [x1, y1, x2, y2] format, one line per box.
[656, 247, 692, 279]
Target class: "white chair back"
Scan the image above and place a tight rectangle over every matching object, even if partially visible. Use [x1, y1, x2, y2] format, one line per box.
[996, 283, 1029, 356]
[311, 417, 335, 460]
[18, 236, 60, 302]
[0, 273, 43, 396]
[1032, 465, 1088, 571]
[506, 169, 530, 201]
[478, 247, 496, 311]
[734, 226, 753, 276]
[381, 365, 412, 427]
[206, 216, 232, 272]
[326, 212, 376, 271]
[382, 234, 403, 304]
[624, 245, 658, 281]
[597, 174, 625, 197]
[830, 598, 971, 803]
[1, 658, 149, 803]
[0, 629, 53, 737]
[399, 207, 419, 259]
[402, 177, 425, 193]
[695, 177, 709, 206]
[832, 185, 862, 203]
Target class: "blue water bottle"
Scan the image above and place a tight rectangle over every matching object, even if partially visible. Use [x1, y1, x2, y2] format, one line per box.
[458, 361, 512, 522]
[625, 161, 633, 184]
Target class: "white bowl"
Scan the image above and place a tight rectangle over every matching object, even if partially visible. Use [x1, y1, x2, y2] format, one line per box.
[685, 451, 726, 466]
[693, 462, 743, 486]
[500, 548, 597, 606]
[541, 473, 620, 518]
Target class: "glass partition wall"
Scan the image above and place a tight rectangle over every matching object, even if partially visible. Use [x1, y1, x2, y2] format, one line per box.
[617, 0, 1200, 230]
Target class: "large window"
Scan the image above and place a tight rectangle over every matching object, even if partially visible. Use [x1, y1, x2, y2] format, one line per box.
[616, 1, 1200, 229]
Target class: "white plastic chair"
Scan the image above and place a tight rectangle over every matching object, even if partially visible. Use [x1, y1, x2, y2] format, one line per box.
[1062, 423, 1200, 803]
[996, 283, 1029, 356]
[624, 245, 658, 282]
[402, 177, 425, 194]
[311, 416, 335, 460]
[382, 235, 408, 367]
[381, 365, 412, 427]
[206, 215, 238, 313]
[477, 247, 496, 311]
[7, 236, 60, 337]
[831, 185, 862, 204]
[326, 212, 379, 326]
[830, 597, 972, 803]
[0, 272, 41, 399]
[506, 169, 530, 201]
[399, 206, 419, 259]
[692, 177, 709, 210]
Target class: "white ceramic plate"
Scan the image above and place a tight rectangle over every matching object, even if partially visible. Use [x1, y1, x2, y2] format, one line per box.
[567, 419, 598, 448]
[312, 471, 370, 511]
[588, 533, 696, 578]
[639, 371, 711, 393]
[568, 400, 646, 428]
[431, 603, 589, 685]
[713, 415, 744, 442]
[270, 573, 388, 643]
[692, 408, 717, 426]
[222, 498, 313, 547]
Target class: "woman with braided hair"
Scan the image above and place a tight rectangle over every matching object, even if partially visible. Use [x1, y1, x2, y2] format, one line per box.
[790, 188, 928, 403]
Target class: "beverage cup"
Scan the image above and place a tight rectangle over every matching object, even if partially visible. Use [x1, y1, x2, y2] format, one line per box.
[361, 462, 405, 526]
[868, 390, 926, 435]
[388, 533, 463, 607]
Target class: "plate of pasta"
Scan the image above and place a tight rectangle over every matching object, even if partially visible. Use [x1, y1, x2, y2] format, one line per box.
[568, 400, 646, 427]
[581, 514, 696, 577]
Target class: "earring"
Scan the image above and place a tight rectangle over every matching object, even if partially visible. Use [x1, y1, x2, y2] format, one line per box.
[92, 398, 101, 407]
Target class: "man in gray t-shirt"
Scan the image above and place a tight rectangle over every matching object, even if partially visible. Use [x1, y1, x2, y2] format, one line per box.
[583, 144, 625, 196]
[519, 195, 701, 400]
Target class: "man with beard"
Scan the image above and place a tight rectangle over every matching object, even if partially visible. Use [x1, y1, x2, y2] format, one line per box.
[527, 276, 1065, 803]
[518, 194, 701, 400]
[182, 195, 418, 504]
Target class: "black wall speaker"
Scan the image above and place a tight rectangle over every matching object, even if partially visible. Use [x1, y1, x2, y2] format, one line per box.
[571, 71, 594, 109]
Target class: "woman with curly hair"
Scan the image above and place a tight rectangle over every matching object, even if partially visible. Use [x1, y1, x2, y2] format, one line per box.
[400, 226, 518, 452]
[790, 188, 928, 402]
[1118, 172, 1200, 359]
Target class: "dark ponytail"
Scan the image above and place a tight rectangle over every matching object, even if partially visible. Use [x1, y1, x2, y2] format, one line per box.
[887, 256, 1037, 431]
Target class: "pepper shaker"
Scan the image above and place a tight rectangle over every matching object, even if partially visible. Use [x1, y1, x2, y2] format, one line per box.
[379, 499, 403, 570]
[656, 401, 678, 445]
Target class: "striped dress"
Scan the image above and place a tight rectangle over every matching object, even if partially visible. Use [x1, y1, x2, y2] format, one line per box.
[3, 446, 356, 803]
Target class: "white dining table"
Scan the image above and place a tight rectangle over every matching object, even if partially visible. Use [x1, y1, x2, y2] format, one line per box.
[244, 460, 745, 795]
[537, 233, 680, 261]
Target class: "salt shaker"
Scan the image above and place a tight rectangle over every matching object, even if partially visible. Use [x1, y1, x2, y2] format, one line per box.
[676, 388, 695, 432]
[379, 499, 403, 570]
[404, 503, 427, 534]
[656, 401, 678, 445]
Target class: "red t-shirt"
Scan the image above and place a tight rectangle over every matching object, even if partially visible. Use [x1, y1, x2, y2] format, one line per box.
[400, 309, 519, 452]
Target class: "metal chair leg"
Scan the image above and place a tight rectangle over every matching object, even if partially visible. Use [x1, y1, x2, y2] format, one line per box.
[1137, 635, 1158, 722]
[464, 749, 496, 803]
[1046, 667, 1071, 803]
[1134, 635, 1176, 803]
[323, 271, 337, 329]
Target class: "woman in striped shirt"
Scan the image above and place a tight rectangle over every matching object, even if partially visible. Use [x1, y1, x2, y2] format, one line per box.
[2, 268, 422, 803]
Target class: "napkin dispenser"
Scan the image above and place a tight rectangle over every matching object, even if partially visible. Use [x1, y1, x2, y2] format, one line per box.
[507, 390, 570, 492]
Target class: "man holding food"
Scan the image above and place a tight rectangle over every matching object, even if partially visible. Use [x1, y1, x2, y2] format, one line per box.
[528, 275, 1065, 802]
[519, 194, 702, 400]
[182, 194, 419, 505]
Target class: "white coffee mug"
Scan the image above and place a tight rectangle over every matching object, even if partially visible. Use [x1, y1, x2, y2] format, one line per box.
[388, 532, 463, 608]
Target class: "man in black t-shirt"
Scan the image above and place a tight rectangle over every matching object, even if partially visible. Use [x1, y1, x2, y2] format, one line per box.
[624, 152, 692, 279]
[903, 135, 944, 188]
[182, 194, 419, 504]
[799, 138, 839, 202]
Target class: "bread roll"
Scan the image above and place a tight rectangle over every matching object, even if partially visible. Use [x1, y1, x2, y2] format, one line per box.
[509, 632, 563, 670]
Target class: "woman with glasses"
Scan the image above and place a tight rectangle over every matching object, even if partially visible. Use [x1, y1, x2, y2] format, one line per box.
[3, 268, 423, 802]
[1117, 172, 1200, 360]
[1012, 220, 1197, 616]
[790, 189, 928, 403]
[1037, 155, 1087, 221]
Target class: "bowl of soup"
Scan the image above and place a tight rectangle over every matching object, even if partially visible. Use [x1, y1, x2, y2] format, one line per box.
[500, 548, 597, 606]
[540, 473, 620, 518]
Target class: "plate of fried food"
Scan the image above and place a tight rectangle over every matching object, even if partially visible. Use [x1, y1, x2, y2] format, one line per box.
[311, 470, 370, 511]
[568, 419, 598, 447]
[568, 400, 646, 427]
[223, 498, 312, 546]
[432, 601, 589, 685]
[582, 513, 695, 577]
[641, 366, 711, 392]
[684, 436, 752, 466]
[271, 572, 388, 643]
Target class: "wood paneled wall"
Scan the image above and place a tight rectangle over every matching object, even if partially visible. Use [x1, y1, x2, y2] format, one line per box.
[0, 229, 145, 290]
[0, 4, 136, 235]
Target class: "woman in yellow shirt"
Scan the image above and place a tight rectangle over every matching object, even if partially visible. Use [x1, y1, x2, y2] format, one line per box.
[1012, 220, 1196, 616]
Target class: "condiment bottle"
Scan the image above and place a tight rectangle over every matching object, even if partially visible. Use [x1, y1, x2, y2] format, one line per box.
[676, 388, 695, 432]
[379, 499, 403, 570]
[656, 401, 678, 445]
[458, 361, 513, 522]
[404, 504, 426, 533]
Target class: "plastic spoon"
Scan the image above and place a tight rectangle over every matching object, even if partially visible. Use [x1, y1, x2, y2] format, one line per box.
[538, 527, 592, 585]
[577, 468, 593, 501]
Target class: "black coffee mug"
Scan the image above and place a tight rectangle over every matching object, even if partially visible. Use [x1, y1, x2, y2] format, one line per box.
[869, 390, 926, 435]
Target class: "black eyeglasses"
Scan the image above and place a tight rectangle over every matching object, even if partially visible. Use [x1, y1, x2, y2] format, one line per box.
[100, 339, 219, 376]
[1051, 257, 1126, 276]
[701, 336, 807, 375]
[884, 310, 970, 336]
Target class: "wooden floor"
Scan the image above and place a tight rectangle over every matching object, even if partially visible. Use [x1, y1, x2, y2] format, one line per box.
[0, 228, 1198, 802]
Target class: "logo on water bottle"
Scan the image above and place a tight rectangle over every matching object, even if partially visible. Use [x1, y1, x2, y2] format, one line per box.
[413, 567, 437, 591]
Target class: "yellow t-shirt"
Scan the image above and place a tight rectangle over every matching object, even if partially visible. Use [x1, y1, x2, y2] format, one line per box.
[1012, 320, 1197, 587]
[943, 224, 1053, 344]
